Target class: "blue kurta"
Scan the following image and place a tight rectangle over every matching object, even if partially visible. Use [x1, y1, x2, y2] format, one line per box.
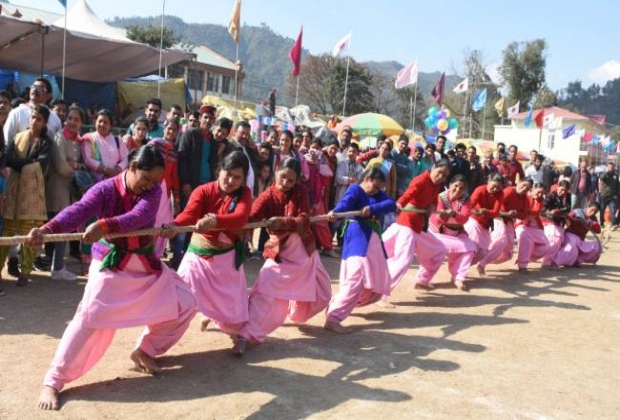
[332, 184, 396, 259]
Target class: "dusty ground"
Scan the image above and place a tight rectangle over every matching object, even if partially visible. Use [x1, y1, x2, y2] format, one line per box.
[1, 233, 619, 420]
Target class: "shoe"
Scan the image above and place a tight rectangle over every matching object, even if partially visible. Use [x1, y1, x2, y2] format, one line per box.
[322, 249, 339, 259]
[51, 268, 78, 281]
[7, 257, 20, 277]
[33, 256, 52, 272]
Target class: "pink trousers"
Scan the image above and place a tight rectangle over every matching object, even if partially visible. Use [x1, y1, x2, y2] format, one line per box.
[43, 281, 195, 391]
[515, 226, 550, 269]
[542, 224, 564, 267]
[326, 233, 391, 323]
[431, 231, 476, 281]
[490, 220, 515, 265]
[554, 232, 601, 266]
[382, 223, 447, 288]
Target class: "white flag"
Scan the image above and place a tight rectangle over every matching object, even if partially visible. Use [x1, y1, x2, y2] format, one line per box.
[394, 60, 419, 89]
[542, 112, 555, 126]
[452, 77, 468, 94]
[548, 116, 563, 130]
[332, 32, 352, 57]
[507, 101, 520, 118]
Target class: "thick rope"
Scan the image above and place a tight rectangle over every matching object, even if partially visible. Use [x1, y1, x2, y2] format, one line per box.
[0, 210, 362, 246]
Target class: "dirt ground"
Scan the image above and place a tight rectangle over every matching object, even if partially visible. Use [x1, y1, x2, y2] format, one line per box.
[1, 233, 619, 420]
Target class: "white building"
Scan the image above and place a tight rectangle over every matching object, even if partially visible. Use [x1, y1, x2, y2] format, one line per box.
[494, 106, 615, 167]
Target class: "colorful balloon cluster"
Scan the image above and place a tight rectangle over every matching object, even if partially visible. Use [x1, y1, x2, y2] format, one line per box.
[424, 107, 459, 135]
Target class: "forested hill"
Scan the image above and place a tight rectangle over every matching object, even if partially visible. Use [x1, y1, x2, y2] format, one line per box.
[107, 16, 449, 106]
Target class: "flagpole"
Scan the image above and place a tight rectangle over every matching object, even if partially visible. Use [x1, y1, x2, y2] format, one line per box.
[295, 75, 300, 107]
[234, 43, 239, 108]
[482, 104, 486, 139]
[157, 0, 166, 99]
[61, 2, 67, 99]
[341, 33, 351, 117]
[412, 83, 418, 133]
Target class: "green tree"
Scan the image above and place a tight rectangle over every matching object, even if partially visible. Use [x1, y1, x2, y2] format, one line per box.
[126, 24, 178, 48]
[499, 39, 547, 108]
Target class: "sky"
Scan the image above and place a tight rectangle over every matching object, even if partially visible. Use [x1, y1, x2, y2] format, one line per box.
[16, 0, 620, 91]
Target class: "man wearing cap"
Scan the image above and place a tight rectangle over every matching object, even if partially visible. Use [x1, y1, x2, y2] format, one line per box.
[177, 104, 217, 200]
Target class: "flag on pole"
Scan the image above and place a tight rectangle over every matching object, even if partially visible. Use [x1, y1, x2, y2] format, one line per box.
[289, 26, 303, 76]
[524, 106, 533, 127]
[394, 60, 419, 89]
[542, 112, 555, 127]
[453, 78, 468, 94]
[507, 101, 520, 118]
[548, 116, 563, 130]
[332, 32, 352, 57]
[228, 0, 241, 44]
[472, 88, 487, 112]
[494, 97, 505, 116]
[57, 0, 67, 7]
[534, 109, 545, 128]
[562, 124, 576, 139]
[431, 72, 445, 106]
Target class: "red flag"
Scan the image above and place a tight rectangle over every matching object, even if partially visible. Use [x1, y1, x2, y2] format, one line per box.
[431, 72, 445, 106]
[534, 109, 545, 128]
[584, 132, 593, 142]
[289, 26, 303, 76]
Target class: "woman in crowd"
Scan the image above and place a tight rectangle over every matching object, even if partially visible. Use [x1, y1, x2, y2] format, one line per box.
[169, 151, 252, 337]
[0, 105, 52, 286]
[429, 175, 476, 291]
[554, 201, 601, 267]
[514, 183, 550, 273]
[32, 146, 195, 411]
[274, 130, 308, 181]
[464, 173, 504, 275]
[382, 160, 450, 293]
[325, 167, 395, 333]
[122, 116, 149, 151]
[233, 158, 332, 353]
[44, 105, 87, 281]
[541, 180, 571, 269]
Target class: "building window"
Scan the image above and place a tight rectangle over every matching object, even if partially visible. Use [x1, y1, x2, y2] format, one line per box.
[187, 69, 204, 90]
[547, 131, 555, 150]
[207, 73, 220, 92]
[222, 76, 231, 94]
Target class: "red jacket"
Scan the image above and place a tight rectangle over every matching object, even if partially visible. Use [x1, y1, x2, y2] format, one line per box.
[469, 185, 503, 228]
[501, 187, 528, 222]
[396, 171, 440, 233]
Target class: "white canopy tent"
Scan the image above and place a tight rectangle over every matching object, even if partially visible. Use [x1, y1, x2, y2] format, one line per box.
[0, 0, 193, 83]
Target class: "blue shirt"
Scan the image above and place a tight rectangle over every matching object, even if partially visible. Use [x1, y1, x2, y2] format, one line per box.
[198, 137, 211, 184]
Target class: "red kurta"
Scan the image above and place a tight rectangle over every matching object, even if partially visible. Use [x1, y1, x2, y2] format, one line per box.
[396, 171, 440, 233]
[469, 185, 503, 228]
[515, 195, 544, 229]
[501, 187, 528, 221]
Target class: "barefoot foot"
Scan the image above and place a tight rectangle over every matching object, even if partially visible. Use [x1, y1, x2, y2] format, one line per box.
[454, 280, 469, 292]
[476, 265, 486, 276]
[518, 267, 528, 274]
[324, 321, 352, 334]
[130, 348, 161, 374]
[374, 299, 396, 309]
[232, 336, 249, 356]
[200, 317, 211, 332]
[414, 282, 435, 291]
[38, 385, 59, 411]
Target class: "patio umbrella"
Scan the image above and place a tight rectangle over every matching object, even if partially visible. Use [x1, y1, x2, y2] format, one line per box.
[340, 113, 404, 137]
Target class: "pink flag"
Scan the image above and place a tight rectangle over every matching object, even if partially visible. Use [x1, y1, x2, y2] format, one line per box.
[289, 26, 303, 76]
[394, 60, 419, 89]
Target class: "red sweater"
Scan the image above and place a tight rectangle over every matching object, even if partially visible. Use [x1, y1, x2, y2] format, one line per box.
[174, 181, 252, 242]
[515, 195, 543, 229]
[470, 185, 503, 227]
[396, 171, 440, 233]
[501, 187, 528, 221]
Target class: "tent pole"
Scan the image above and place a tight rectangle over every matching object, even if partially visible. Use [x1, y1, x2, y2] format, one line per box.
[341, 33, 351, 117]
[40, 27, 45, 76]
[412, 83, 418, 133]
[157, 0, 166, 99]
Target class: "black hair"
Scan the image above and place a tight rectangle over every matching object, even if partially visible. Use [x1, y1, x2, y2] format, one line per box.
[145, 97, 162, 109]
[558, 180, 570, 189]
[455, 142, 467, 151]
[11, 98, 25, 108]
[497, 142, 506, 148]
[278, 157, 302, 180]
[359, 166, 386, 184]
[468, 145, 477, 153]
[34, 77, 53, 96]
[32, 104, 50, 137]
[220, 150, 250, 178]
[216, 117, 234, 131]
[587, 201, 600, 210]
[433, 158, 450, 170]
[562, 166, 573, 177]
[426, 143, 436, 152]
[535, 154, 545, 162]
[188, 111, 200, 119]
[398, 134, 409, 143]
[302, 128, 313, 139]
[164, 117, 180, 130]
[129, 145, 165, 171]
[50, 98, 67, 108]
[0, 90, 12, 100]
[259, 141, 272, 150]
[134, 116, 149, 127]
[348, 142, 360, 151]
[380, 141, 392, 151]
[280, 129, 294, 140]
[532, 182, 545, 189]
[235, 120, 251, 130]
[66, 104, 85, 123]
[96, 108, 114, 124]
[436, 135, 447, 142]
[377, 134, 387, 142]
[450, 174, 469, 187]
[519, 177, 534, 185]
[327, 138, 340, 148]
[488, 173, 505, 184]
[310, 137, 323, 148]
[169, 103, 182, 112]
[509, 144, 518, 151]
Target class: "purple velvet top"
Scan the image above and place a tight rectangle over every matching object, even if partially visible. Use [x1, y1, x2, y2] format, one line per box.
[43, 172, 162, 270]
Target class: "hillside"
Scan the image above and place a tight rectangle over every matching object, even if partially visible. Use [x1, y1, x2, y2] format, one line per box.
[108, 16, 457, 107]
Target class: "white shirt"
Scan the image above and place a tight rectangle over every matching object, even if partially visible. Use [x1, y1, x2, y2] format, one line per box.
[3, 103, 62, 144]
[524, 165, 544, 184]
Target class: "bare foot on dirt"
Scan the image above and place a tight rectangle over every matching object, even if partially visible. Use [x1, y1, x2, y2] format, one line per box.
[414, 282, 435, 291]
[518, 267, 528, 274]
[38, 385, 59, 411]
[324, 321, 352, 334]
[454, 280, 469, 292]
[232, 336, 248, 356]
[200, 317, 211, 332]
[476, 265, 486, 276]
[375, 299, 396, 309]
[130, 348, 161, 374]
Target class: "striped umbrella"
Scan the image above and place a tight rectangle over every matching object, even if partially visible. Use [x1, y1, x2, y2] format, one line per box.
[340, 113, 405, 137]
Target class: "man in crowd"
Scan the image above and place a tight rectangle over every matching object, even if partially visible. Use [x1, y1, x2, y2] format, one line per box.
[570, 160, 592, 209]
[466, 146, 485, 193]
[449, 142, 471, 182]
[50, 99, 67, 127]
[435, 135, 449, 161]
[232, 120, 258, 195]
[525, 153, 545, 184]
[410, 146, 429, 180]
[127, 98, 164, 139]
[504, 144, 525, 185]
[392, 135, 413, 198]
[167, 104, 183, 121]
[598, 162, 618, 230]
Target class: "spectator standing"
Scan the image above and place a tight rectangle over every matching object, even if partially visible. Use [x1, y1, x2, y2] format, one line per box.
[569, 160, 592, 209]
[598, 162, 618, 229]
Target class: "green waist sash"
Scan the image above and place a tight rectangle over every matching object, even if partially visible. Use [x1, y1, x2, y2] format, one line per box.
[187, 241, 245, 270]
[99, 239, 154, 271]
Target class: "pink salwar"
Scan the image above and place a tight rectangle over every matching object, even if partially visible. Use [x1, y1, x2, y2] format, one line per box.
[429, 230, 476, 281]
[542, 224, 565, 267]
[326, 233, 390, 323]
[515, 226, 551, 269]
[464, 218, 491, 265]
[490, 220, 515, 265]
[382, 223, 447, 288]
[554, 232, 600, 266]
[43, 256, 195, 391]
[239, 234, 332, 344]
[154, 179, 174, 258]
[177, 249, 249, 335]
